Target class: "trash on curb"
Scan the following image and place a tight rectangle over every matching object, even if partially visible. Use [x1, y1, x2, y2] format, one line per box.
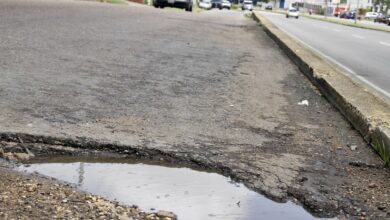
[298, 100, 309, 106]
[349, 144, 358, 151]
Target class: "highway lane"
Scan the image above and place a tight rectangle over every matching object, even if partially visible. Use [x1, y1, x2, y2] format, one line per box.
[261, 11, 390, 100]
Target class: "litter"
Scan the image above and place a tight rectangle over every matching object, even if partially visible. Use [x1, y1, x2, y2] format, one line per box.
[298, 100, 309, 106]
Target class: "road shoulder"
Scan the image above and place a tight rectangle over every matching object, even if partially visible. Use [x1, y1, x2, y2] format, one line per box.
[253, 12, 390, 164]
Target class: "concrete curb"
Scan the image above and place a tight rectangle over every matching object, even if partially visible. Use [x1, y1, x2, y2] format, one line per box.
[253, 12, 390, 164]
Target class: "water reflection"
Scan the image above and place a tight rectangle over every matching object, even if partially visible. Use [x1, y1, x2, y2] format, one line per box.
[77, 162, 84, 187]
[18, 157, 323, 220]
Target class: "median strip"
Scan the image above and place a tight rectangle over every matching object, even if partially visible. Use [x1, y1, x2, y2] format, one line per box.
[253, 12, 390, 163]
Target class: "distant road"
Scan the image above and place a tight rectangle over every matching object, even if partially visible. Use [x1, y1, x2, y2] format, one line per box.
[261, 11, 390, 100]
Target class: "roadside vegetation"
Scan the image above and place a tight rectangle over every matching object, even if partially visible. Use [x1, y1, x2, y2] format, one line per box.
[373, 139, 390, 164]
[259, 8, 390, 33]
[300, 13, 390, 33]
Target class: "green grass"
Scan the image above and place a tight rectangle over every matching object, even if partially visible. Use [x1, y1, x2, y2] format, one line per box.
[231, 4, 240, 10]
[372, 139, 390, 164]
[192, 4, 204, 13]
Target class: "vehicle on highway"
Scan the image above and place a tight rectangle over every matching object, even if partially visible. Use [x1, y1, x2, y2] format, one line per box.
[374, 15, 390, 25]
[199, 0, 212, 9]
[154, 0, 193, 11]
[365, 12, 382, 19]
[286, 7, 299, 19]
[221, 0, 231, 9]
[265, 5, 272, 10]
[242, 0, 253, 11]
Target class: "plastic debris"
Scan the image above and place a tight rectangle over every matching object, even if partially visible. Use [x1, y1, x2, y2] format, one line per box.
[298, 100, 309, 106]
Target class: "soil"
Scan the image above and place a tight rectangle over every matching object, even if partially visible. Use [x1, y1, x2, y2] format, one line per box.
[0, 160, 176, 220]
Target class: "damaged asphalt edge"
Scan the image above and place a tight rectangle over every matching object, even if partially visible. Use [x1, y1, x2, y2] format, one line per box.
[0, 132, 232, 173]
[0, 131, 337, 217]
[252, 12, 390, 164]
[0, 133, 267, 196]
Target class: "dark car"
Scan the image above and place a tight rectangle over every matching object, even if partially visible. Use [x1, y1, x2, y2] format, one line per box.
[340, 10, 356, 19]
[154, 0, 193, 11]
[374, 15, 390, 24]
[211, 0, 222, 9]
[265, 5, 272, 10]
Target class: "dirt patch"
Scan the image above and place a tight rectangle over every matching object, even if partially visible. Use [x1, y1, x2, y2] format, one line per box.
[0, 162, 176, 220]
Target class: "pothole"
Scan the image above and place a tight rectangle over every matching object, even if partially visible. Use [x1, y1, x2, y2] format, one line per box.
[17, 156, 327, 220]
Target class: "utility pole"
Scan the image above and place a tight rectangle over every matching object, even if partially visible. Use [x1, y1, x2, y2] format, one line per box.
[324, 0, 328, 18]
[354, 0, 360, 24]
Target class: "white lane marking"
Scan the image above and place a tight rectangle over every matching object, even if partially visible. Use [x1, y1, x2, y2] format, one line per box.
[269, 25, 390, 99]
[352, 34, 365, 39]
[333, 29, 341, 32]
[379, 41, 390, 47]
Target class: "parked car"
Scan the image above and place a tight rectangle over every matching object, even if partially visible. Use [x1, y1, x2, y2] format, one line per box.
[374, 15, 390, 24]
[333, 7, 346, 17]
[340, 10, 356, 19]
[242, 0, 253, 11]
[286, 7, 299, 19]
[154, 0, 193, 11]
[265, 5, 272, 10]
[199, 0, 212, 9]
[211, 0, 222, 9]
[365, 12, 382, 19]
[221, 0, 231, 9]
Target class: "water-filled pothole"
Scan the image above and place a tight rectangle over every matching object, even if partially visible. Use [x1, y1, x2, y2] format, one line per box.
[18, 156, 323, 220]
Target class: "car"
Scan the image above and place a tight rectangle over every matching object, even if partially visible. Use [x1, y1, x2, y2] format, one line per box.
[286, 7, 299, 19]
[242, 0, 253, 11]
[265, 5, 272, 10]
[374, 15, 390, 24]
[365, 12, 382, 19]
[334, 7, 346, 17]
[211, 0, 222, 9]
[221, 0, 231, 9]
[199, 0, 212, 9]
[154, 0, 193, 11]
[339, 11, 348, 18]
[340, 10, 356, 19]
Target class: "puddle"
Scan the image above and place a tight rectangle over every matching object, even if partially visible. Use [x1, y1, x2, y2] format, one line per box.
[17, 157, 324, 220]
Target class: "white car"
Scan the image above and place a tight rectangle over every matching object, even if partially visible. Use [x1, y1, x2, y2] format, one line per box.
[221, 0, 231, 9]
[199, 0, 212, 9]
[242, 0, 253, 11]
[286, 7, 299, 19]
[365, 12, 382, 19]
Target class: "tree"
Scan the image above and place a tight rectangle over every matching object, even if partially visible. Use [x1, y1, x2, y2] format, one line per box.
[373, 0, 390, 14]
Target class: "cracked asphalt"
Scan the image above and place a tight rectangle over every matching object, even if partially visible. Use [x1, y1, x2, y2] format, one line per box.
[0, 0, 389, 219]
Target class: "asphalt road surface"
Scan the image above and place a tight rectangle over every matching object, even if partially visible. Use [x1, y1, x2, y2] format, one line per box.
[261, 11, 390, 100]
[0, 1, 389, 219]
